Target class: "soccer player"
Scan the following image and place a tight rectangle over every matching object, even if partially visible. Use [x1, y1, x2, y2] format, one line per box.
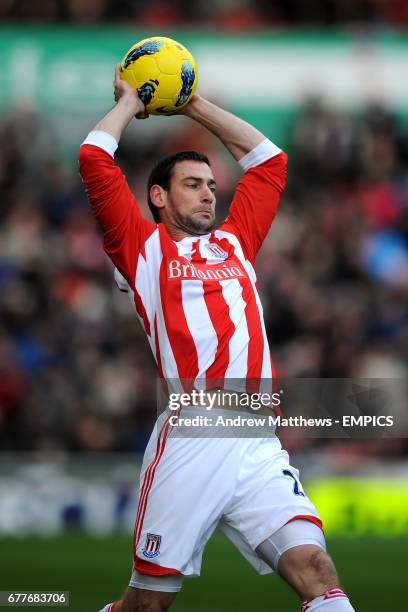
[79, 66, 356, 612]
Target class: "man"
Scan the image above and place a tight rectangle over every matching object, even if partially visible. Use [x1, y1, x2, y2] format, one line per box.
[79, 65, 356, 612]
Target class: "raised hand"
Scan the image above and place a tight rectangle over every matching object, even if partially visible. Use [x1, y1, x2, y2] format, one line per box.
[113, 64, 149, 120]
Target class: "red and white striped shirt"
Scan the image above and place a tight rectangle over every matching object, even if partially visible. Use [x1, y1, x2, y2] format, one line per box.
[79, 132, 287, 391]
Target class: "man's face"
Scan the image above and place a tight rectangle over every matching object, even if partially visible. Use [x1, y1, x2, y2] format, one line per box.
[165, 160, 216, 235]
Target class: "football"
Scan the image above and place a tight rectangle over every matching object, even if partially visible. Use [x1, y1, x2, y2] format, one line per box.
[120, 36, 198, 115]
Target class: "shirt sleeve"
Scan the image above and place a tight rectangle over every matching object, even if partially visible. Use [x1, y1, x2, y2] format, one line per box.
[219, 139, 288, 264]
[78, 131, 156, 289]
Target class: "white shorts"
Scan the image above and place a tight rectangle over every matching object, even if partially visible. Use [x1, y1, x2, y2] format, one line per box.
[132, 409, 321, 578]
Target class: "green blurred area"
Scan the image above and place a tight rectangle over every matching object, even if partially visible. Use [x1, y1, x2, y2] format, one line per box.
[1, 25, 408, 157]
[0, 533, 405, 611]
[307, 478, 408, 536]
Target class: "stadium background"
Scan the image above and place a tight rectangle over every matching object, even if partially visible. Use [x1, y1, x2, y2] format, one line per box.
[0, 1, 408, 610]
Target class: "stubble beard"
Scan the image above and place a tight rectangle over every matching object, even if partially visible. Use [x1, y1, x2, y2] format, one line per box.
[170, 199, 215, 236]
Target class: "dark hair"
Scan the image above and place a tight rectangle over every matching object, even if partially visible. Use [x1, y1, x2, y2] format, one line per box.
[147, 151, 210, 223]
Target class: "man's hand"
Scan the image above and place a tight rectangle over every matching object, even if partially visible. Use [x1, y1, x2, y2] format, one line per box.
[113, 64, 148, 120]
[178, 93, 201, 118]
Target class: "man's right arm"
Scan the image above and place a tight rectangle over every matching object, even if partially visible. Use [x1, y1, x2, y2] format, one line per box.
[78, 66, 154, 289]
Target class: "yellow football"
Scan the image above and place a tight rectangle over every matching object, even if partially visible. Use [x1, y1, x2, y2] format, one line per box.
[120, 36, 198, 115]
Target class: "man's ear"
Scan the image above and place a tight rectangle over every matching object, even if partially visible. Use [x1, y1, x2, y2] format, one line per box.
[150, 184, 166, 210]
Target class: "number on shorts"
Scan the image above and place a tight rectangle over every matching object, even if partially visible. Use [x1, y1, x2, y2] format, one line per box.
[282, 469, 305, 496]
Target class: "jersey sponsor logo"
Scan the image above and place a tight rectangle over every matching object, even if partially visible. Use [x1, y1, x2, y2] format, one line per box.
[142, 532, 162, 558]
[207, 243, 229, 259]
[168, 259, 244, 281]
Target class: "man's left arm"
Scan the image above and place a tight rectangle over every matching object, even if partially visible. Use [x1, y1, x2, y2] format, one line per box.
[182, 95, 287, 262]
[182, 94, 267, 159]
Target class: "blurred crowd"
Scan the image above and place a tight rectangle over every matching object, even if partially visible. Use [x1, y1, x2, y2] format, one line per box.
[0, 97, 407, 456]
[0, 0, 408, 28]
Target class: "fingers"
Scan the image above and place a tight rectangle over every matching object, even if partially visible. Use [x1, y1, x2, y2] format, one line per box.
[113, 63, 122, 102]
[111, 62, 149, 118]
[113, 63, 121, 86]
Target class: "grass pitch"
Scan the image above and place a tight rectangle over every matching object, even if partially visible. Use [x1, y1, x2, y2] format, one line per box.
[0, 533, 405, 611]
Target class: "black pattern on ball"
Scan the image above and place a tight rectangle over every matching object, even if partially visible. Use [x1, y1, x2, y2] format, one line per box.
[123, 40, 164, 69]
[175, 61, 195, 107]
[138, 80, 158, 105]
[155, 106, 177, 115]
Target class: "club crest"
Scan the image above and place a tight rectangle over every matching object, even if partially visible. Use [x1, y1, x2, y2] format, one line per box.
[142, 533, 162, 558]
[207, 243, 228, 260]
